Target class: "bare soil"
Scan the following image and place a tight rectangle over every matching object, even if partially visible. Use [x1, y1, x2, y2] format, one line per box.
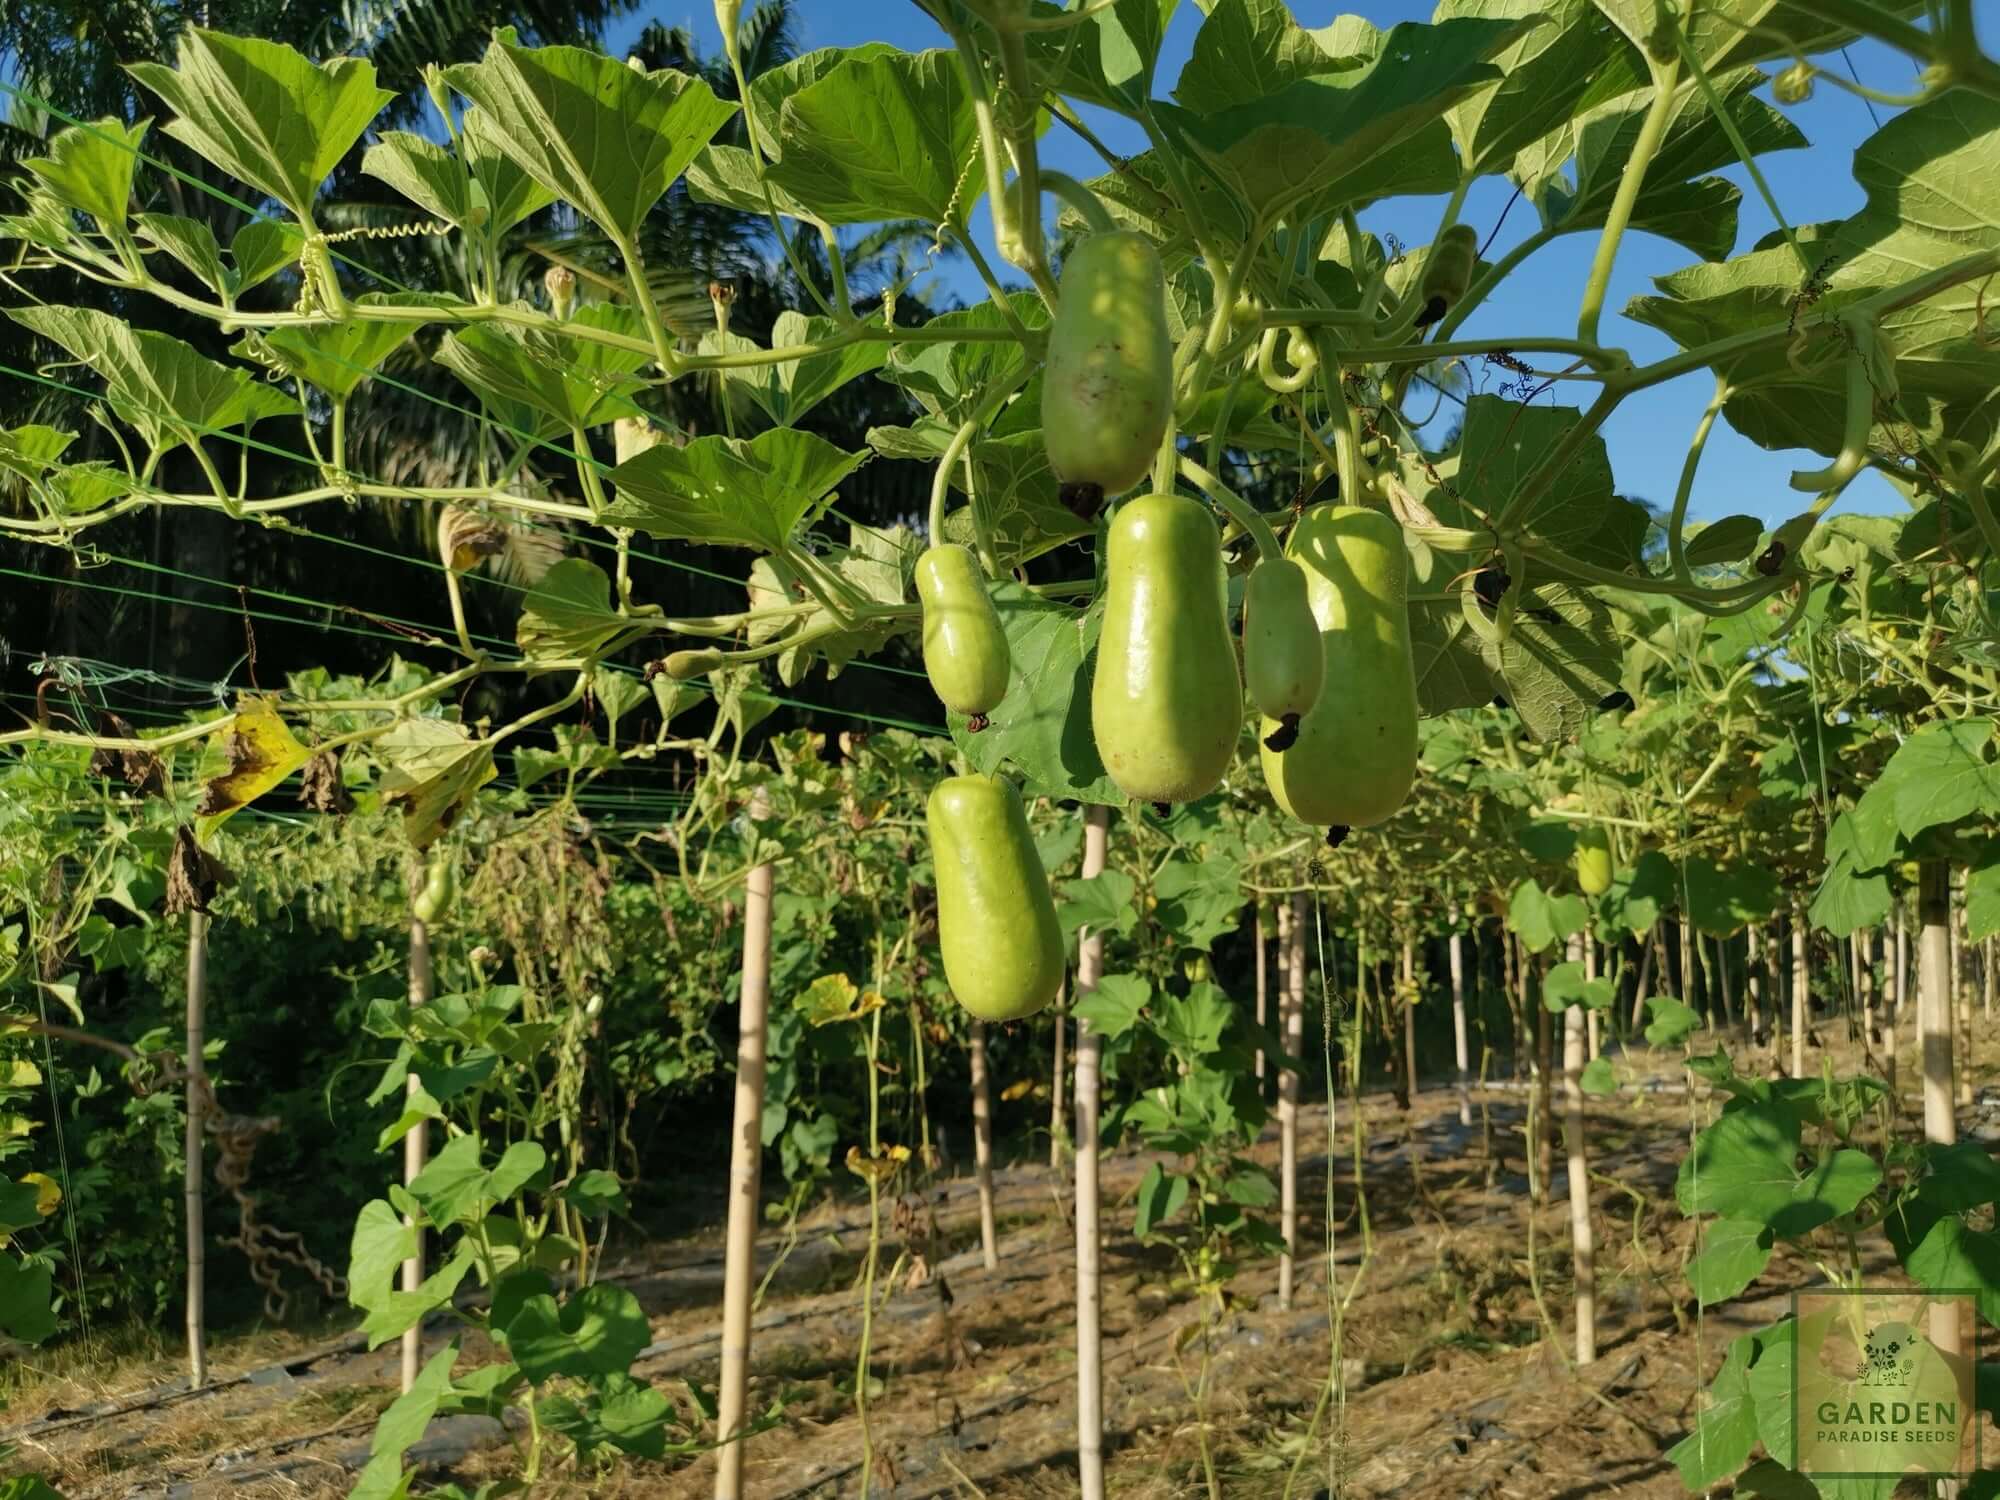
[7, 1022, 1993, 1499]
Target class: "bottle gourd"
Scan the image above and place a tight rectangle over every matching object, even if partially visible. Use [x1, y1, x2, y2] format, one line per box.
[927, 773, 1065, 1022]
[1260, 504, 1418, 830]
[1243, 557, 1323, 750]
[1574, 826, 1613, 896]
[916, 544, 1009, 725]
[1092, 494, 1241, 805]
[1041, 231, 1172, 515]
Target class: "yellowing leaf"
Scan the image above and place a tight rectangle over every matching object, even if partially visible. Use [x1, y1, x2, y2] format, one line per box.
[20, 1173, 60, 1217]
[999, 1079, 1035, 1103]
[194, 699, 311, 840]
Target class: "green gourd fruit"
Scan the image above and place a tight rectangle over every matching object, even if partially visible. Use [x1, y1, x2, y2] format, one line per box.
[1243, 556, 1323, 751]
[1093, 493, 1241, 805]
[413, 858, 455, 923]
[1260, 504, 1418, 830]
[927, 773, 1064, 1022]
[916, 544, 1009, 725]
[1574, 827, 1613, 897]
[1041, 231, 1172, 515]
[1416, 224, 1478, 327]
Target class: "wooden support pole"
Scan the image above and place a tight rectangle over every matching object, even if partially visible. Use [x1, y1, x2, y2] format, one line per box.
[184, 911, 209, 1391]
[1074, 807, 1110, 1500]
[401, 913, 433, 1394]
[969, 1019, 999, 1271]
[714, 791, 775, 1500]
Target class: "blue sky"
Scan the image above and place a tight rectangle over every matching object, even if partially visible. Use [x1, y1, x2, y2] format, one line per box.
[614, 2, 1935, 526]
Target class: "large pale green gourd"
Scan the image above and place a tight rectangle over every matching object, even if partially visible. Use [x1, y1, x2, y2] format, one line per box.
[1260, 504, 1418, 829]
[1040, 231, 1172, 505]
[915, 544, 1009, 718]
[1092, 493, 1241, 804]
[926, 773, 1064, 1021]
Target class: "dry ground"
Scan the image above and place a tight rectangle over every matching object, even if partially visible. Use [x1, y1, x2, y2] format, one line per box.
[6, 1018, 1994, 1498]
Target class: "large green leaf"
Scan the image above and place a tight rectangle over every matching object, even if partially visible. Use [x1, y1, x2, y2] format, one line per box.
[704, 311, 889, 427]
[374, 718, 498, 849]
[0, 1254, 57, 1345]
[240, 293, 434, 399]
[1173, 0, 1375, 114]
[1876, 720, 2000, 842]
[766, 51, 983, 227]
[499, 1281, 650, 1384]
[127, 30, 393, 222]
[363, 122, 557, 235]
[7, 304, 300, 454]
[434, 301, 653, 432]
[1625, 90, 2000, 459]
[1456, 396, 1614, 553]
[1030, 0, 1182, 116]
[349, 1342, 458, 1500]
[1676, 1102, 1880, 1236]
[946, 582, 1123, 806]
[1515, 71, 1807, 262]
[1666, 1330, 1763, 1489]
[136, 213, 228, 298]
[1685, 1216, 1774, 1305]
[604, 429, 866, 550]
[26, 117, 149, 227]
[444, 39, 736, 243]
[1156, 18, 1518, 225]
[1508, 877, 1588, 953]
[1440, 0, 1626, 178]
[516, 559, 635, 660]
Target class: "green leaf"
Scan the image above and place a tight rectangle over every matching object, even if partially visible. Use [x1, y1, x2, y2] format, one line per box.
[445, 41, 736, 243]
[1643, 995, 1701, 1047]
[1665, 1330, 1762, 1489]
[1028, 0, 1181, 115]
[240, 294, 431, 398]
[346, 1197, 419, 1313]
[1508, 878, 1587, 953]
[1174, 0, 1375, 115]
[1878, 720, 2000, 842]
[1675, 1102, 1881, 1236]
[1133, 1162, 1190, 1238]
[363, 124, 556, 235]
[766, 51, 982, 227]
[1074, 973, 1150, 1042]
[946, 582, 1122, 806]
[7, 305, 300, 455]
[27, 117, 149, 226]
[232, 219, 301, 291]
[605, 430, 866, 550]
[1609, 850, 1678, 936]
[375, 1084, 442, 1151]
[1685, 1217, 1773, 1305]
[0, 1253, 55, 1345]
[1968, 852, 2000, 942]
[1439, 0, 1623, 178]
[1625, 91, 2000, 459]
[1152, 858, 1244, 952]
[1809, 843, 1892, 938]
[1153, 982, 1234, 1061]
[349, 1341, 458, 1500]
[1058, 870, 1139, 941]
[499, 1282, 651, 1384]
[1156, 18, 1516, 224]
[127, 30, 393, 222]
[1578, 1056, 1618, 1094]
[1682, 856, 1782, 934]
[561, 1170, 628, 1218]
[136, 213, 228, 297]
[516, 559, 632, 661]
[704, 311, 890, 428]
[407, 1133, 489, 1227]
[487, 1140, 548, 1202]
[1516, 71, 1806, 262]
[434, 302, 652, 431]
[361, 1239, 476, 1348]
[1683, 514, 1767, 566]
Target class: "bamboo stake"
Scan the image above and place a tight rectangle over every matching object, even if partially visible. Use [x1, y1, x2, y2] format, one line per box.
[1563, 933, 1596, 1365]
[1534, 955, 1553, 1206]
[1254, 903, 1268, 1086]
[1074, 806, 1110, 1500]
[714, 789, 775, 1500]
[1746, 923, 1764, 1051]
[1449, 905, 1472, 1127]
[1791, 902, 1808, 1080]
[1048, 980, 1068, 1171]
[1583, 934, 1601, 1060]
[401, 913, 434, 1394]
[1952, 889, 1972, 1108]
[1918, 860, 1961, 1366]
[1895, 903, 1909, 1020]
[1400, 932, 1418, 1106]
[969, 1020, 999, 1270]
[184, 911, 209, 1390]
[1278, 892, 1307, 1309]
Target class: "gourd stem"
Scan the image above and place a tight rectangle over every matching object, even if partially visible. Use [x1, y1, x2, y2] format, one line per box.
[1667, 376, 1729, 585]
[1037, 170, 1116, 236]
[929, 416, 983, 549]
[1575, 52, 1681, 347]
[1177, 455, 1284, 563]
